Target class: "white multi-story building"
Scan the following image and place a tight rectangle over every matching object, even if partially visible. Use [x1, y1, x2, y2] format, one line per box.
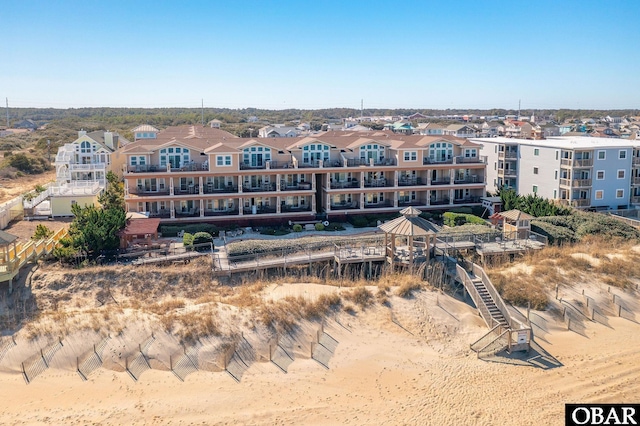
[51, 130, 129, 216]
[473, 136, 640, 209]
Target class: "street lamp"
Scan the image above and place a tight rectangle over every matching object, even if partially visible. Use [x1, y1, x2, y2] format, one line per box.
[47, 139, 51, 162]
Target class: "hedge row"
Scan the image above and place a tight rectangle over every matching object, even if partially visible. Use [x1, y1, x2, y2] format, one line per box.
[160, 224, 219, 237]
[442, 212, 488, 227]
[532, 211, 640, 244]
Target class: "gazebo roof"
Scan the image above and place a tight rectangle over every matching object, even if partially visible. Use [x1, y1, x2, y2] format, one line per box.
[378, 215, 439, 237]
[490, 209, 534, 222]
[0, 229, 18, 246]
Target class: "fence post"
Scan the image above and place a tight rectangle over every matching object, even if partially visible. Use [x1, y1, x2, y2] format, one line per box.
[41, 348, 48, 368]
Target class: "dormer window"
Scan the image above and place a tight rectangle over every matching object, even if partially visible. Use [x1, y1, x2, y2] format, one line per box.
[302, 143, 329, 165]
[359, 143, 384, 161]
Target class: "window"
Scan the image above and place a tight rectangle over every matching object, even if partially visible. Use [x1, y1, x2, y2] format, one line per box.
[494, 162, 497, 170]
[533, 167, 539, 175]
[216, 155, 232, 166]
[595, 190, 604, 200]
[532, 185, 538, 193]
[618, 170, 625, 179]
[597, 150, 606, 160]
[359, 143, 384, 162]
[534, 148, 539, 156]
[303, 144, 328, 164]
[553, 189, 557, 198]
[616, 189, 624, 199]
[554, 170, 558, 180]
[464, 148, 477, 158]
[404, 151, 417, 161]
[130, 157, 137, 166]
[555, 150, 559, 160]
[619, 150, 627, 159]
[494, 145, 497, 153]
[596, 170, 605, 180]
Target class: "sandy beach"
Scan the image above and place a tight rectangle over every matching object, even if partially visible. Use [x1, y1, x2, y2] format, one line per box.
[0, 278, 639, 426]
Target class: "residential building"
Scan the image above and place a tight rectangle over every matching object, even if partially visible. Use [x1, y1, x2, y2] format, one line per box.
[442, 124, 477, 138]
[52, 130, 129, 216]
[132, 124, 159, 141]
[117, 128, 487, 225]
[474, 136, 640, 209]
[258, 126, 300, 138]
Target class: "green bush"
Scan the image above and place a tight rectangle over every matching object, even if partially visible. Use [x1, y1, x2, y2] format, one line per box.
[315, 222, 325, 231]
[32, 224, 54, 240]
[324, 222, 346, 231]
[7, 153, 51, 174]
[293, 224, 303, 232]
[349, 216, 369, 228]
[443, 212, 487, 227]
[532, 211, 640, 244]
[183, 232, 194, 247]
[193, 232, 214, 251]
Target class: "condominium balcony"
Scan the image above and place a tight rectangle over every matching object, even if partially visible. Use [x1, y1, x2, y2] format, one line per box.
[243, 206, 277, 214]
[68, 163, 107, 172]
[126, 162, 208, 173]
[281, 205, 312, 213]
[345, 158, 396, 167]
[571, 198, 591, 207]
[329, 180, 360, 189]
[149, 209, 171, 218]
[631, 196, 640, 204]
[453, 196, 481, 204]
[430, 178, 452, 185]
[631, 177, 640, 186]
[454, 176, 484, 184]
[498, 151, 517, 159]
[175, 207, 201, 217]
[423, 157, 453, 165]
[242, 183, 277, 192]
[559, 178, 592, 188]
[364, 200, 393, 209]
[130, 187, 171, 196]
[281, 182, 313, 191]
[561, 158, 593, 167]
[429, 198, 450, 206]
[454, 155, 488, 164]
[204, 208, 239, 217]
[398, 199, 426, 207]
[364, 178, 393, 188]
[498, 168, 517, 178]
[398, 177, 424, 186]
[633, 157, 640, 165]
[240, 160, 293, 170]
[203, 184, 238, 194]
[330, 201, 359, 210]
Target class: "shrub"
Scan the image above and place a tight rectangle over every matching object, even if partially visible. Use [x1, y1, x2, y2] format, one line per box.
[443, 212, 487, 227]
[292, 224, 303, 232]
[183, 232, 194, 247]
[193, 232, 214, 251]
[325, 222, 346, 231]
[349, 216, 369, 228]
[160, 224, 218, 237]
[7, 153, 51, 174]
[315, 222, 325, 231]
[32, 224, 54, 240]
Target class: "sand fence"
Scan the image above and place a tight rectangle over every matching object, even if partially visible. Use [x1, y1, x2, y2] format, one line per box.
[0, 316, 346, 384]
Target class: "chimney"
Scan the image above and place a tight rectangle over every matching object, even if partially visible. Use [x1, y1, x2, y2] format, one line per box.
[104, 131, 114, 150]
[78, 129, 87, 138]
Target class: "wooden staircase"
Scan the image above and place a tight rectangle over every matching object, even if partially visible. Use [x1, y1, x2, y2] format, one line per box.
[456, 263, 532, 357]
[470, 275, 508, 328]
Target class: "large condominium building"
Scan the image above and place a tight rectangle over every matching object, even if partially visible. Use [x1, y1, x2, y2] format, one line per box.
[473, 136, 640, 209]
[113, 126, 488, 225]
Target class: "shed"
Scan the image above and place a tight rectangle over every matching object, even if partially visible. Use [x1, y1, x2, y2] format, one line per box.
[119, 218, 161, 249]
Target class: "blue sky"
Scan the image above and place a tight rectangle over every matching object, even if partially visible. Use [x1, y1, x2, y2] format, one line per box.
[2, 0, 639, 110]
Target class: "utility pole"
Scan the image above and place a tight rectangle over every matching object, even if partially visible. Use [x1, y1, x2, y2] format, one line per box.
[47, 140, 51, 162]
[518, 99, 521, 120]
[361, 99, 363, 119]
[5, 98, 8, 128]
[201, 99, 204, 126]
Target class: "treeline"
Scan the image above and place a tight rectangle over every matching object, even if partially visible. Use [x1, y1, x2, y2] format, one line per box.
[7, 107, 640, 130]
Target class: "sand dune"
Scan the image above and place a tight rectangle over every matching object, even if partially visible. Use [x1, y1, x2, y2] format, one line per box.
[1, 282, 639, 426]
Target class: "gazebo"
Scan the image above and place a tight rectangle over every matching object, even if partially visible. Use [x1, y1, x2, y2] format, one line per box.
[378, 207, 439, 270]
[489, 209, 533, 240]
